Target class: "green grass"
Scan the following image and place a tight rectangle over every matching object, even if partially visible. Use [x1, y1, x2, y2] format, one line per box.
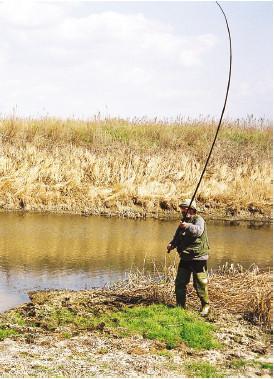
[185, 361, 225, 378]
[101, 304, 221, 350]
[259, 362, 273, 370]
[33, 304, 220, 351]
[1, 116, 271, 158]
[0, 328, 17, 340]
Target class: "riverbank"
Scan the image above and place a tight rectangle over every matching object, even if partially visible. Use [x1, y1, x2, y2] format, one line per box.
[0, 116, 272, 221]
[0, 265, 272, 377]
[0, 207, 272, 223]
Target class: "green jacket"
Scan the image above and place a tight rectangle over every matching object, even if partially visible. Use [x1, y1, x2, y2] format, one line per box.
[170, 215, 209, 260]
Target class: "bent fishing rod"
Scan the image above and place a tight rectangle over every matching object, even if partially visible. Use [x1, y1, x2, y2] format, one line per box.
[168, 1, 232, 251]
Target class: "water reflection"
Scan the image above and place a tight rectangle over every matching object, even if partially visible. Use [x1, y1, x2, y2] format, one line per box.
[0, 290, 29, 313]
[0, 212, 272, 312]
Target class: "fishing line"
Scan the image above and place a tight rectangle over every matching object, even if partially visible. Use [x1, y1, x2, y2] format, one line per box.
[182, 1, 232, 221]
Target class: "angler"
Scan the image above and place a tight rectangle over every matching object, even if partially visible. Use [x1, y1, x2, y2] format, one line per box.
[167, 199, 210, 316]
[165, 1, 231, 318]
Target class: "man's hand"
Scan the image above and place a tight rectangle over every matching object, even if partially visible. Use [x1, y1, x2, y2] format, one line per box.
[166, 243, 174, 252]
[179, 221, 189, 230]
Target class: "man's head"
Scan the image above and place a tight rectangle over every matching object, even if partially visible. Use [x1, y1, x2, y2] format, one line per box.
[179, 199, 197, 218]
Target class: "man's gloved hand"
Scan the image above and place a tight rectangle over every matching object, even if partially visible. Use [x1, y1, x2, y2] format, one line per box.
[166, 243, 174, 252]
[179, 221, 190, 230]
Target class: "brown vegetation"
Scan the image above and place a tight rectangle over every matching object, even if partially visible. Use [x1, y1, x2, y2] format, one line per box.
[0, 116, 272, 219]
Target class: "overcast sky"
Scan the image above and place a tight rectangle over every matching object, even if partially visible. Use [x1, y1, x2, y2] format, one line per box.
[0, 1, 272, 120]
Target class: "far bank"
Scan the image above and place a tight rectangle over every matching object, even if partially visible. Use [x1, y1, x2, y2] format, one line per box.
[0, 116, 272, 221]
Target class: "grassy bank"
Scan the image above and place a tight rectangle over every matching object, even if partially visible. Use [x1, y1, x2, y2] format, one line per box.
[0, 264, 272, 377]
[0, 116, 272, 219]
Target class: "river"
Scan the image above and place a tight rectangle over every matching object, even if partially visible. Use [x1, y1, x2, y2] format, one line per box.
[0, 212, 272, 312]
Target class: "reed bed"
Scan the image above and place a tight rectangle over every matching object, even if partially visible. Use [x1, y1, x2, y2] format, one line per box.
[0, 116, 272, 218]
[110, 261, 272, 330]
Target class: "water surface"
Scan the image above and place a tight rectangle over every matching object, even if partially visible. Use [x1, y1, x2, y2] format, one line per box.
[0, 213, 272, 312]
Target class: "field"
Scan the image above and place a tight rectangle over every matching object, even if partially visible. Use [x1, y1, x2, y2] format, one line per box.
[0, 115, 272, 219]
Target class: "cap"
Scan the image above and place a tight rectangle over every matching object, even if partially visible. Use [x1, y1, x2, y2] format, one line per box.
[179, 199, 197, 210]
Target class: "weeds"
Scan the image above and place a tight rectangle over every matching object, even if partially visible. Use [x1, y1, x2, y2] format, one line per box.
[210, 264, 273, 330]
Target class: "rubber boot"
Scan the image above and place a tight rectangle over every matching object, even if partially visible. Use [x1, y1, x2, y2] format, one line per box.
[200, 301, 210, 317]
[193, 270, 209, 316]
[175, 288, 186, 309]
[175, 263, 191, 309]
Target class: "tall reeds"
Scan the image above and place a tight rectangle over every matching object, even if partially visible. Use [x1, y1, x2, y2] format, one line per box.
[0, 116, 272, 217]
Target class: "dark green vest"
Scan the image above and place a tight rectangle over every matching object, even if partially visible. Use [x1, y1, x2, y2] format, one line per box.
[176, 215, 209, 260]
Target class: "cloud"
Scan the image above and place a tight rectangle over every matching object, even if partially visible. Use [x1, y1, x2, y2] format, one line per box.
[0, 1, 65, 28]
[0, 2, 218, 118]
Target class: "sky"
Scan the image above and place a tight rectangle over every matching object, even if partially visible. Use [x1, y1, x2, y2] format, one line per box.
[0, 1, 272, 120]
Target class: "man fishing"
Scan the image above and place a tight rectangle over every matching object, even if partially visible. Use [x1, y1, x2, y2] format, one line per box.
[167, 199, 210, 316]
[164, 1, 231, 318]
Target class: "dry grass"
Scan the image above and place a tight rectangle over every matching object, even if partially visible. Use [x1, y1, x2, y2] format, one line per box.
[209, 264, 273, 329]
[0, 116, 272, 218]
[110, 261, 273, 330]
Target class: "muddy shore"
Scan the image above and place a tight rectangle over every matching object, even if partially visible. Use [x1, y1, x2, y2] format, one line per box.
[0, 204, 272, 224]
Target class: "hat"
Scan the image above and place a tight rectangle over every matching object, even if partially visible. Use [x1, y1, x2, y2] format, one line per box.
[179, 199, 197, 210]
